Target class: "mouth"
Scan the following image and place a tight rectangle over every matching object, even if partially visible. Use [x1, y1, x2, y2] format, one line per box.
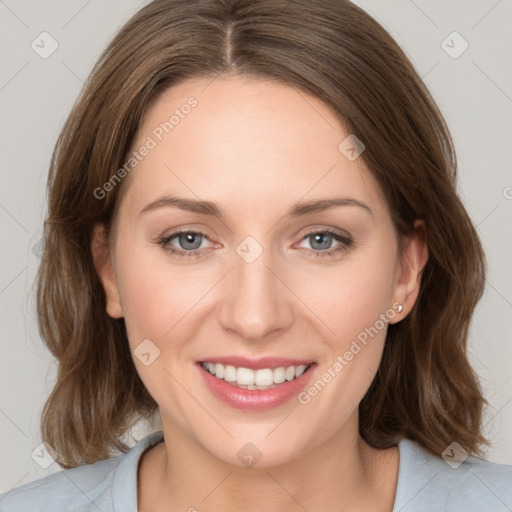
[197, 357, 316, 410]
[200, 361, 311, 390]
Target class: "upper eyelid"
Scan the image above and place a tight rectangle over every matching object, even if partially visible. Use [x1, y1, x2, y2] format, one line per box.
[300, 226, 351, 239]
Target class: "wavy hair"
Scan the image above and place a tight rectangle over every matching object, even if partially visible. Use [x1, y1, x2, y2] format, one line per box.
[36, 0, 488, 468]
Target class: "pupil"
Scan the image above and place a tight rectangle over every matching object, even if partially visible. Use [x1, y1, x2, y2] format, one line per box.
[311, 233, 331, 250]
[180, 233, 202, 250]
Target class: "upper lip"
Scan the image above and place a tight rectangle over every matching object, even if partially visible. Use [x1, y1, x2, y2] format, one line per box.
[198, 356, 315, 370]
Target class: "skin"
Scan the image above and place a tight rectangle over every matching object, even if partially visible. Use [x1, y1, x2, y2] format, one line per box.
[91, 75, 428, 512]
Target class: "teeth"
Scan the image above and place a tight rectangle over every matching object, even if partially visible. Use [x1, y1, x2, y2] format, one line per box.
[214, 363, 224, 379]
[201, 362, 310, 388]
[224, 365, 237, 382]
[255, 368, 274, 386]
[273, 367, 286, 384]
[237, 367, 255, 386]
[295, 365, 307, 378]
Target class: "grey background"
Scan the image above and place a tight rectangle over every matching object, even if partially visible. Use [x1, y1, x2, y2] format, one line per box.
[1, 0, 511, 493]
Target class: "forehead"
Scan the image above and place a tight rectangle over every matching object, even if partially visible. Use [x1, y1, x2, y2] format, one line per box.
[121, 76, 387, 220]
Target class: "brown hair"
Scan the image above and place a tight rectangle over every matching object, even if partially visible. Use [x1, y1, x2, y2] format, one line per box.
[37, 0, 488, 469]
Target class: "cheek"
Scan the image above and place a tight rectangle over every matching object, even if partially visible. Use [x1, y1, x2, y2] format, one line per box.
[115, 242, 211, 343]
[299, 252, 397, 346]
[296, 246, 397, 409]
[113, 244, 204, 413]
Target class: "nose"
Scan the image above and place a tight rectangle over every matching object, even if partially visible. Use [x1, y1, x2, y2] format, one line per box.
[218, 243, 294, 342]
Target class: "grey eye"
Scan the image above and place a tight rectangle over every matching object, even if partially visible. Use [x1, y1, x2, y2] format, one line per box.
[306, 232, 335, 251]
[176, 232, 204, 250]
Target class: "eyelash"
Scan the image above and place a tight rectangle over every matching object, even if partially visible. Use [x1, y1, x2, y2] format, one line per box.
[156, 227, 353, 259]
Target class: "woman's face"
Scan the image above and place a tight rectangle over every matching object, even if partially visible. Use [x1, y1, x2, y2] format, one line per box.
[94, 75, 425, 467]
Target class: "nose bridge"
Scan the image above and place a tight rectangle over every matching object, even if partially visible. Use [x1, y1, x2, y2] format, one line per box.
[218, 235, 292, 340]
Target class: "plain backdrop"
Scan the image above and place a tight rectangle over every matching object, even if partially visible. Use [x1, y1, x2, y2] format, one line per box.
[1, 0, 511, 493]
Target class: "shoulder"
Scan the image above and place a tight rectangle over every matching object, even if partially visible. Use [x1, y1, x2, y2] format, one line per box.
[0, 431, 164, 512]
[394, 438, 512, 512]
[0, 456, 120, 512]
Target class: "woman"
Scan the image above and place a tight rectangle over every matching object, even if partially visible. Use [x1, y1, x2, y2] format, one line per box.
[1, 0, 510, 511]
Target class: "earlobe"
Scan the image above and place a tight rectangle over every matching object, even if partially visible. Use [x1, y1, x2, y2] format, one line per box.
[91, 223, 123, 319]
[390, 219, 428, 323]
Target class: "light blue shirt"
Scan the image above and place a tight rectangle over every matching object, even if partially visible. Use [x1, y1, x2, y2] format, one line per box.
[1, 430, 510, 511]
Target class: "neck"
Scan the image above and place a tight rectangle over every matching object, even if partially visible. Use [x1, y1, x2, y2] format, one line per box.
[138, 414, 399, 512]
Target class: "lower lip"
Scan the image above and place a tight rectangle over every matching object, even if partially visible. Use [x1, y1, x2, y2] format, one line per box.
[197, 363, 316, 411]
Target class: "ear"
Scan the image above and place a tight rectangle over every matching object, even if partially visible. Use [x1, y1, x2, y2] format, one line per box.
[389, 219, 428, 323]
[91, 223, 123, 319]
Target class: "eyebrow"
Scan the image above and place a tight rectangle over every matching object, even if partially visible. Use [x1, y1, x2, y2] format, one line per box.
[139, 195, 373, 218]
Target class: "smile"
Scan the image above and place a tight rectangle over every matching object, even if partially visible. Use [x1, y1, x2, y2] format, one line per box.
[201, 361, 310, 390]
[197, 358, 316, 410]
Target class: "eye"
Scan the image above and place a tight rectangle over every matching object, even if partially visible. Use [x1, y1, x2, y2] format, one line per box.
[297, 229, 353, 258]
[157, 229, 213, 258]
[156, 227, 353, 260]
